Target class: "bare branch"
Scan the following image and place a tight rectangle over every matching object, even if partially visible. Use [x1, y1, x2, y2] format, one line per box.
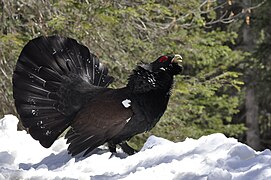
[205, 0, 267, 26]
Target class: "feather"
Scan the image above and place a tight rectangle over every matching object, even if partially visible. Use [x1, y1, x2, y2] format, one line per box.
[13, 36, 114, 148]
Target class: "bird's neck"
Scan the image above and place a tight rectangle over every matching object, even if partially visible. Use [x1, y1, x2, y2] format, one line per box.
[127, 66, 173, 94]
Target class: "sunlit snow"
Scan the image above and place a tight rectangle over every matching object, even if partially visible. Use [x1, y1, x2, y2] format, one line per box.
[0, 114, 271, 180]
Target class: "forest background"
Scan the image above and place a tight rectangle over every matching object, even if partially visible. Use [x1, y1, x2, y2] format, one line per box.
[0, 0, 270, 150]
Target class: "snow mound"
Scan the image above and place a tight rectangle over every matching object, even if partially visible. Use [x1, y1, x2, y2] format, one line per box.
[0, 115, 271, 180]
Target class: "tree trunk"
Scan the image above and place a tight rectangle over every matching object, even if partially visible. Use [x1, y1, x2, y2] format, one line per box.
[241, 1, 262, 150]
[245, 86, 262, 150]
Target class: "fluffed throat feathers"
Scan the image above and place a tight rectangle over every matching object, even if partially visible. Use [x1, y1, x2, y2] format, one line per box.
[127, 65, 175, 94]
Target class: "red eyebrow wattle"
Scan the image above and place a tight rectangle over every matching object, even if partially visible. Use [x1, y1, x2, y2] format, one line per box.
[159, 56, 168, 62]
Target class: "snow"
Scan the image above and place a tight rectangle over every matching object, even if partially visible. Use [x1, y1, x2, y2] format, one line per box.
[0, 115, 271, 180]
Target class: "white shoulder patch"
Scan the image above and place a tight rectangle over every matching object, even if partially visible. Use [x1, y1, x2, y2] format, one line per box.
[122, 99, 131, 108]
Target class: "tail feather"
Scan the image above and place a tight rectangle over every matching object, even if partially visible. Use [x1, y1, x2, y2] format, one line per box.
[28, 121, 70, 148]
[13, 36, 114, 148]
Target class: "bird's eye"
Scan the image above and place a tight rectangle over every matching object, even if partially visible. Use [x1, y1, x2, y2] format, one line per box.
[159, 56, 168, 63]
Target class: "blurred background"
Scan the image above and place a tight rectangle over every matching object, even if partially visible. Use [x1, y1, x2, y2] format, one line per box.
[0, 0, 270, 150]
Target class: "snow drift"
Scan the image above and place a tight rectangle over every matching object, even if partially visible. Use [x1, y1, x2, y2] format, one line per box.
[0, 115, 270, 180]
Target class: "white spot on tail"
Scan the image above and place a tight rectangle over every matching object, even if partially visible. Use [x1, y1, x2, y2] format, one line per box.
[122, 99, 131, 108]
[45, 130, 51, 136]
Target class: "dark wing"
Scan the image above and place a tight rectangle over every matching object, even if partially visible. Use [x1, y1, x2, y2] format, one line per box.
[65, 88, 133, 156]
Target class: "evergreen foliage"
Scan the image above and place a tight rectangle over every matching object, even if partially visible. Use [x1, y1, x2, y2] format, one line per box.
[1, 0, 257, 147]
[248, 0, 271, 147]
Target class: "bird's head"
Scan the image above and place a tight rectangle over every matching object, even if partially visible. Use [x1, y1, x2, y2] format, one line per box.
[128, 54, 183, 93]
[149, 54, 183, 75]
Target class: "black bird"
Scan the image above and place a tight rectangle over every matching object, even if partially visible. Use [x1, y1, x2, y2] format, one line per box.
[13, 36, 183, 157]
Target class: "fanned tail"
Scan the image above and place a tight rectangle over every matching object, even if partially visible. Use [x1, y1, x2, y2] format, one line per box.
[13, 36, 114, 148]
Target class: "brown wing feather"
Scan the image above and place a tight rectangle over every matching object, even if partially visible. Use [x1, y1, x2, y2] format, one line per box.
[66, 88, 133, 156]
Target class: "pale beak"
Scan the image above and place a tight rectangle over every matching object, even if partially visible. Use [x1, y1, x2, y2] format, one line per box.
[171, 54, 183, 64]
